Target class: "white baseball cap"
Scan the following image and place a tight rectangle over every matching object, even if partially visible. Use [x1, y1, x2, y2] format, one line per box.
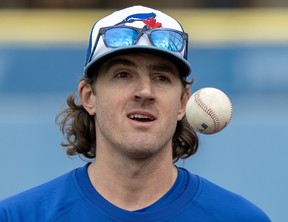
[84, 5, 191, 78]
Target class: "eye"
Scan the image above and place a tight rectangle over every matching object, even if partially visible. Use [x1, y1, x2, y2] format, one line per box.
[154, 75, 171, 82]
[114, 72, 131, 79]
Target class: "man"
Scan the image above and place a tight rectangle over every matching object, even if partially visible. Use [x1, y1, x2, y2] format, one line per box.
[0, 5, 270, 221]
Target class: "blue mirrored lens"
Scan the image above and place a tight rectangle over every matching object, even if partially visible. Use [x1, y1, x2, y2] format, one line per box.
[150, 30, 184, 52]
[104, 28, 138, 48]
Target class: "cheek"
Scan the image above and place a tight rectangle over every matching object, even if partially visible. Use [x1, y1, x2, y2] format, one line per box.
[163, 95, 183, 118]
[94, 98, 117, 133]
[95, 96, 115, 115]
[94, 92, 126, 121]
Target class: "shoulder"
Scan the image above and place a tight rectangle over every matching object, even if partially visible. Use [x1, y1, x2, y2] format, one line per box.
[0, 166, 85, 221]
[189, 173, 271, 222]
[181, 169, 271, 222]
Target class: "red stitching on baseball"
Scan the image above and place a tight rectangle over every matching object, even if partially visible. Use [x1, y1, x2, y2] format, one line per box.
[194, 89, 221, 132]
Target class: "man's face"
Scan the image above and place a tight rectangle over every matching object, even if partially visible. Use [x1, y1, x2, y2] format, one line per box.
[89, 53, 189, 159]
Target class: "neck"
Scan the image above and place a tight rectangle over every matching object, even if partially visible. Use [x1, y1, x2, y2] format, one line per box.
[88, 146, 177, 211]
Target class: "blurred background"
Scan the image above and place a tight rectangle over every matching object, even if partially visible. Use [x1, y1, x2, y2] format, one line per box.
[0, 1, 288, 221]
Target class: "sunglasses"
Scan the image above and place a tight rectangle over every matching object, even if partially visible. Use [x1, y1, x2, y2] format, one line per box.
[86, 25, 188, 64]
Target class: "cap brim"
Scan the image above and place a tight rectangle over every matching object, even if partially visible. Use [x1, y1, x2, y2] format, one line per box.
[84, 46, 191, 78]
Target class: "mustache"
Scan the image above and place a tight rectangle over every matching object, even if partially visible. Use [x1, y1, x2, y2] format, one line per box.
[125, 101, 159, 114]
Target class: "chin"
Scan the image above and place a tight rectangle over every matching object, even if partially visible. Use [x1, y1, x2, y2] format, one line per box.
[120, 140, 170, 160]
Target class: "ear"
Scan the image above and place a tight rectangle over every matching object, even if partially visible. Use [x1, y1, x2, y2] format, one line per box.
[78, 80, 96, 116]
[177, 85, 190, 121]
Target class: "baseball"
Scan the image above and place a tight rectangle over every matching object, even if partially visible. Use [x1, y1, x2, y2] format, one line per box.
[185, 87, 233, 135]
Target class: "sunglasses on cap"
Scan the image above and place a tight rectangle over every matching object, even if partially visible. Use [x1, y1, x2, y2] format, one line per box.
[87, 25, 188, 64]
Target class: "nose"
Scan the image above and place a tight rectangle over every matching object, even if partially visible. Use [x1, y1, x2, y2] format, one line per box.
[134, 76, 155, 102]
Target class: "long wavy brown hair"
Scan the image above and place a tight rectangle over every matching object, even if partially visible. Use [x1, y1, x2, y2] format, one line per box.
[56, 66, 199, 162]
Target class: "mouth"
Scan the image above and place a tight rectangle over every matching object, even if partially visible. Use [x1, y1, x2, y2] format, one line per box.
[127, 112, 156, 122]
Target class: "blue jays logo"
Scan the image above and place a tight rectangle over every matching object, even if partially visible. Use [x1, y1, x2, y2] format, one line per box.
[116, 12, 162, 28]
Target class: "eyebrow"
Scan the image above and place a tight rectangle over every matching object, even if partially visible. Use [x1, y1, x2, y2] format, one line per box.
[148, 64, 177, 75]
[101, 58, 137, 72]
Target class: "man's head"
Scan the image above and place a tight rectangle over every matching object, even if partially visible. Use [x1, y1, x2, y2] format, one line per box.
[84, 5, 191, 79]
[57, 6, 198, 161]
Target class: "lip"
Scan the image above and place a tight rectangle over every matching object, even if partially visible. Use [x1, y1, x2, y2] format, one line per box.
[126, 110, 157, 127]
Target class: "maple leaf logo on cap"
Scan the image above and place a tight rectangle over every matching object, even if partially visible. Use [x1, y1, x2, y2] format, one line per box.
[144, 17, 162, 28]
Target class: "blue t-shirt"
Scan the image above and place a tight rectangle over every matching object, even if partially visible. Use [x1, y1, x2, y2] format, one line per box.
[0, 164, 270, 221]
